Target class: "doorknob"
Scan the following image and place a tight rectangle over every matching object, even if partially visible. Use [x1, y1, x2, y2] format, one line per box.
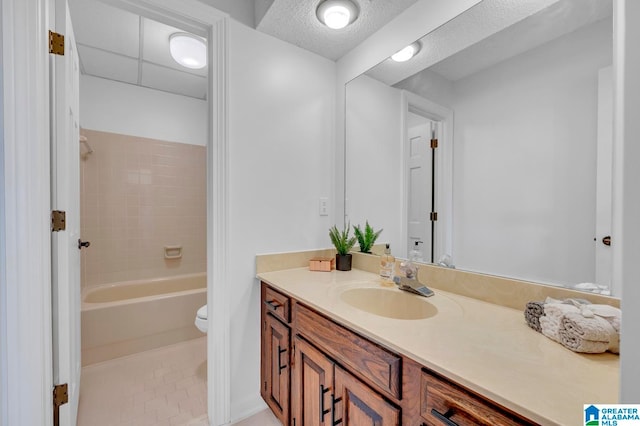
[78, 239, 91, 249]
[602, 236, 611, 246]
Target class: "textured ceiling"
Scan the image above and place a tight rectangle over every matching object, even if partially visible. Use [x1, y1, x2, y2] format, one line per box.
[366, 0, 612, 87]
[257, 0, 421, 61]
[69, 0, 207, 100]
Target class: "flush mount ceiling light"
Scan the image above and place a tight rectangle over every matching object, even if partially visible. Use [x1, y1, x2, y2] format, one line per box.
[391, 41, 422, 62]
[316, 0, 359, 30]
[169, 33, 207, 69]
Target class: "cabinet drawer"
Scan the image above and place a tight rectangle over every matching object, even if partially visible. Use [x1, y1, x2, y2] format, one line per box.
[263, 284, 290, 324]
[420, 370, 534, 426]
[294, 303, 402, 400]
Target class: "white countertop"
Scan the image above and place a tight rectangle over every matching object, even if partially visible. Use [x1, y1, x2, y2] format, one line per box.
[257, 267, 619, 426]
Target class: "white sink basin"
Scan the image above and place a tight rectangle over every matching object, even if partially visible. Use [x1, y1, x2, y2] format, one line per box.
[340, 287, 438, 320]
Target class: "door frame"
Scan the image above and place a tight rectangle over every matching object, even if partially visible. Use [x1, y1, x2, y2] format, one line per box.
[400, 90, 453, 263]
[0, 0, 230, 424]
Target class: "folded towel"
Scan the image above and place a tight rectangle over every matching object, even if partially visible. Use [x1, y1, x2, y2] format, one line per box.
[584, 304, 621, 332]
[540, 303, 580, 343]
[559, 312, 618, 354]
[524, 301, 544, 332]
[544, 296, 592, 307]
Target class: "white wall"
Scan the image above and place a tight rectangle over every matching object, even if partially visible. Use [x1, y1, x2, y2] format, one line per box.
[196, 0, 255, 27]
[345, 75, 403, 252]
[451, 19, 612, 287]
[226, 20, 336, 420]
[396, 68, 454, 108]
[79, 75, 207, 146]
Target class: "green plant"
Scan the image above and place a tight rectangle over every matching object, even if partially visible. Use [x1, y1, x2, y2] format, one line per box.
[353, 221, 383, 253]
[329, 223, 357, 255]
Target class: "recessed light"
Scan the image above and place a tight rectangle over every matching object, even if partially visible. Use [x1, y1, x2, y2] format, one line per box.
[317, 0, 359, 30]
[391, 42, 421, 62]
[169, 33, 207, 69]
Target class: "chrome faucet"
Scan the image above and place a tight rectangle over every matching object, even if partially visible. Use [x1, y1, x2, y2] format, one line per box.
[393, 275, 434, 297]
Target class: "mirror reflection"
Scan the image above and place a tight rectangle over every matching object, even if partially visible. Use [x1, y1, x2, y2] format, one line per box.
[345, 0, 615, 295]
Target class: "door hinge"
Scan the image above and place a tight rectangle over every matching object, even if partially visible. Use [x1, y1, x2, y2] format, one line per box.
[430, 212, 438, 221]
[430, 138, 438, 149]
[264, 380, 267, 391]
[49, 31, 65, 55]
[51, 210, 66, 232]
[53, 383, 68, 426]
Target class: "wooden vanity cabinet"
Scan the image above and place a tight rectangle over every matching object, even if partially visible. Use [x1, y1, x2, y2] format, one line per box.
[260, 282, 536, 426]
[420, 371, 532, 426]
[291, 336, 334, 425]
[261, 284, 291, 425]
[292, 336, 400, 426]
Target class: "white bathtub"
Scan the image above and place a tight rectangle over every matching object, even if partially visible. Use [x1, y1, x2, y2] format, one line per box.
[81, 273, 206, 366]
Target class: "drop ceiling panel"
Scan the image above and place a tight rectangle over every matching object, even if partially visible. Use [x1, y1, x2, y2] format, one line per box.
[141, 62, 207, 99]
[78, 45, 139, 84]
[142, 18, 207, 77]
[69, 0, 140, 58]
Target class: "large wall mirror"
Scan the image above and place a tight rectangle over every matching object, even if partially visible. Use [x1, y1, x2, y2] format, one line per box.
[345, 0, 616, 295]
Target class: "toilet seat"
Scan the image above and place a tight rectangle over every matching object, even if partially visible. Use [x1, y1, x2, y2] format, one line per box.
[195, 305, 207, 333]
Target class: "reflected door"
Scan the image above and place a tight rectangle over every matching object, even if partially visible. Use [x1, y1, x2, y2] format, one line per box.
[595, 66, 613, 292]
[407, 117, 436, 262]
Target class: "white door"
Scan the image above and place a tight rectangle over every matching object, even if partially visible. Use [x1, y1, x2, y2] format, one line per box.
[595, 66, 613, 293]
[406, 116, 435, 262]
[51, 0, 82, 424]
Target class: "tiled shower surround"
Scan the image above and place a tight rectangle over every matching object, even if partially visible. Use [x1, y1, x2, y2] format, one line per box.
[80, 129, 206, 288]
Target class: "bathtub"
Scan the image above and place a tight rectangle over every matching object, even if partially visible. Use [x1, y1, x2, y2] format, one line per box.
[81, 273, 206, 366]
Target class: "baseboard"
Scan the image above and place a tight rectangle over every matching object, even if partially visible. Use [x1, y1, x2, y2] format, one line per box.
[230, 394, 267, 424]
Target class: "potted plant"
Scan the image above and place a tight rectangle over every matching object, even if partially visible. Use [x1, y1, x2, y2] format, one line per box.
[329, 223, 357, 271]
[353, 221, 383, 254]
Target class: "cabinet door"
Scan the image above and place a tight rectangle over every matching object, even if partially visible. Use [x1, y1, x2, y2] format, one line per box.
[292, 336, 335, 426]
[334, 365, 400, 426]
[263, 313, 290, 424]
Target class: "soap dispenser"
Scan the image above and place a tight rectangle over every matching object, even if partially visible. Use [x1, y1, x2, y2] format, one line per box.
[409, 241, 423, 263]
[379, 244, 395, 283]
[400, 241, 422, 279]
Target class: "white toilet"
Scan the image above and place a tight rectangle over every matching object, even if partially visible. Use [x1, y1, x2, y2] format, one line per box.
[195, 305, 207, 333]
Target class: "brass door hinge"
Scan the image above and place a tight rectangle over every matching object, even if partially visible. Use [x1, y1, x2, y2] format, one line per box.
[430, 212, 438, 221]
[53, 383, 68, 426]
[49, 31, 64, 55]
[51, 210, 66, 232]
[430, 138, 438, 149]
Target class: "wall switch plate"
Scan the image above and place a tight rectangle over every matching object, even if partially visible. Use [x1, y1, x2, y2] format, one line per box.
[319, 197, 329, 216]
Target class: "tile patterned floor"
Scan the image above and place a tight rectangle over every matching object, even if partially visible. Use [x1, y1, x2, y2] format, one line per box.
[78, 337, 208, 426]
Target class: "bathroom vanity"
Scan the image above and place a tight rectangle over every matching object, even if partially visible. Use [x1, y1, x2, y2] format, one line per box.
[258, 267, 619, 426]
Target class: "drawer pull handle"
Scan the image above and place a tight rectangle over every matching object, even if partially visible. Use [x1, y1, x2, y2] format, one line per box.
[331, 394, 343, 425]
[431, 408, 458, 426]
[277, 346, 287, 375]
[320, 384, 331, 422]
[264, 300, 281, 311]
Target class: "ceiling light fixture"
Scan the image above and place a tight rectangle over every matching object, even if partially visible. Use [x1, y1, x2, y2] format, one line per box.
[316, 0, 359, 30]
[169, 33, 207, 69]
[391, 41, 421, 62]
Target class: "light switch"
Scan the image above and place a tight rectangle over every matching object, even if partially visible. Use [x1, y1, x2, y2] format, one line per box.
[319, 197, 329, 216]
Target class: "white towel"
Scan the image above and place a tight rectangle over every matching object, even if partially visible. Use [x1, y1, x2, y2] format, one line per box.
[540, 303, 580, 343]
[560, 312, 619, 354]
[584, 304, 621, 332]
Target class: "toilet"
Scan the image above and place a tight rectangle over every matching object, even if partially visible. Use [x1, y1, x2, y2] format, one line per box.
[195, 305, 207, 333]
